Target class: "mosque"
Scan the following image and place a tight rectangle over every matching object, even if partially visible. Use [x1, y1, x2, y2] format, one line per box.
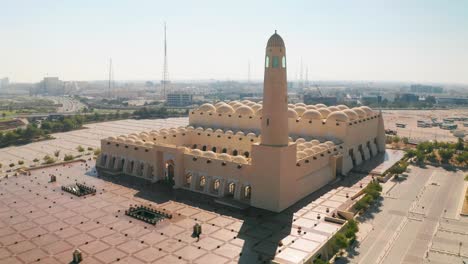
[97, 31, 386, 212]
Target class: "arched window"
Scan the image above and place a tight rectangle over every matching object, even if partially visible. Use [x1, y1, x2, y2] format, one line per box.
[228, 183, 235, 194]
[200, 176, 206, 188]
[222, 148, 227, 153]
[202, 145, 207, 151]
[244, 151, 249, 158]
[244, 186, 251, 199]
[272, 56, 279, 68]
[185, 172, 192, 185]
[232, 150, 238, 156]
[212, 147, 217, 152]
[213, 179, 220, 191]
[265, 56, 270, 68]
[282, 56, 286, 68]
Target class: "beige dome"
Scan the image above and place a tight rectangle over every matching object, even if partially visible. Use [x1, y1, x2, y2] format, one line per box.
[295, 103, 306, 107]
[215, 129, 224, 133]
[353, 108, 367, 118]
[232, 156, 248, 164]
[303, 142, 313, 148]
[251, 104, 262, 111]
[343, 109, 358, 120]
[126, 139, 135, 144]
[246, 132, 257, 137]
[301, 109, 323, 120]
[294, 106, 307, 115]
[108, 136, 117, 140]
[195, 127, 204, 131]
[235, 106, 254, 115]
[318, 108, 332, 118]
[225, 130, 234, 136]
[310, 139, 320, 145]
[304, 148, 316, 155]
[288, 108, 298, 119]
[214, 101, 226, 107]
[324, 141, 335, 147]
[297, 151, 307, 159]
[235, 131, 245, 137]
[255, 107, 263, 117]
[205, 128, 214, 133]
[144, 142, 154, 147]
[228, 101, 239, 106]
[296, 138, 306, 144]
[186, 126, 194, 130]
[360, 106, 374, 116]
[311, 146, 322, 152]
[288, 137, 294, 142]
[297, 144, 306, 151]
[203, 151, 217, 159]
[135, 140, 145, 145]
[288, 104, 295, 108]
[217, 104, 235, 114]
[217, 153, 232, 161]
[337, 105, 349, 110]
[327, 111, 350, 122]
[199, 103, 216, 112]
[191, 149, 203, 156]
[305, 105, 317, 110]
[327, 106, 340, 112]
[315, 104, 327, 108]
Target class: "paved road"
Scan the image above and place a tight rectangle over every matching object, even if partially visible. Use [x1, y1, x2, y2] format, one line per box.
[339, 165, 467, 264]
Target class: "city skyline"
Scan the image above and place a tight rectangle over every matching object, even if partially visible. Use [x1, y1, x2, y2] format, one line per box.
[1, 0, 468, 84]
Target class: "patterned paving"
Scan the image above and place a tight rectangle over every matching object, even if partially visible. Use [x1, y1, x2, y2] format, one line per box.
[0, 158, 373, 264]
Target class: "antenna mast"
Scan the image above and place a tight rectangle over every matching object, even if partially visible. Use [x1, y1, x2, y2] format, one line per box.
[162, 22, 169, 100]
[108, 58, 113, 98]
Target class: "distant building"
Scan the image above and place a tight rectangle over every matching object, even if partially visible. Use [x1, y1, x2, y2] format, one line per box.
[303, 95, 337, 106]
[0, 77, 9, 89]
[410, 84, 443, 94]
[396, 93, 419, 103]
[362, 95, 382, 105]
[436, 97, 468, 106]
[37, 77, 64, 95]
[166, 93, 193, 106]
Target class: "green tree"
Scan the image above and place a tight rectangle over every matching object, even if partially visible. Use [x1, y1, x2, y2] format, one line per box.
[77, 145, 85, 152]
[54, 150, 60, 157]
[63, 154, 74, 161]
[439, 149, 454, 163]
[392, 136, 401, 143]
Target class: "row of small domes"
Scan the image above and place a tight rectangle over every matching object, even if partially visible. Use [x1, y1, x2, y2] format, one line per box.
[189, 150, 249, 164]
[196, 101, 375, 122]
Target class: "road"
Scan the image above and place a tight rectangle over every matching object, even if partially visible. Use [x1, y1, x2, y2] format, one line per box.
[339, 165, 467, 264]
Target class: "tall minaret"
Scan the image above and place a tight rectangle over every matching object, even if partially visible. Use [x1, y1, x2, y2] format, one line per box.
[261, 31, 289, 146]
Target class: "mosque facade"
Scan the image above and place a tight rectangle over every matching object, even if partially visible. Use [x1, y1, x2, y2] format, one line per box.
[97, 32, 386, 212]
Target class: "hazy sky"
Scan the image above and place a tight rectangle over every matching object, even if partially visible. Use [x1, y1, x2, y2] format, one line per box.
[1, 0, 467, 84]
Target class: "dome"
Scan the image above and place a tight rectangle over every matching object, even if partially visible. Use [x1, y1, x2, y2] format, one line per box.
[301, 109, 323, 120]
[315, 104, 327, 109]
[324, 141, 335, 147]
[159, 131, 168, 136]
[235, 131, 245, 137]
[117, 136, 127, 142]
[267, 31, 285, 47]
[288, 108, 298, 119]
[135, 140, 145, 145]
[337, 105, 349, 110]
[295, 103, 306, 107]
[360, 106, 374, 116]
[186, 126, 194, 130]
[198, 103, 216, 112]
[232, 156, 248, 164]
[327, 106, 340, 112]
[191, 149, 203, 156]
[225, 130, 234, 136]
[108, 136, 117, 140]
[246, 102, 256, 107]
[305, 105, 317, 110]
[310, 139, 320, 145]
[214, 101, 226, 107]
[241, 100, 252, 104]
[217, 104, 235, 114]
[144, 142, 154, 147]
[247, 132, 257, 137]
[126, 139, 135, 144]
[326, 111, 350, 122]
[311, 146, 322, 152]
[177, 127, 187, 133]
[289, 137, 293, 142]
[318, 143, 329, 150]
[352, 108, 367, 118]
[343, 109, 358, 120]
[296, 138, 306, 144]
[297, 144, 306, 151]
[231, 103, 243, 110]
[288, 104, 295, 108]
[318, 108, 332, 118]
[228, 101, 239, 106]
[303, 142, 313, 148]
[304, 148, 316, 155]
[294, 106, 307, 116]
[205, 128, 214, 133]
[215, 129, 224, 133]
[255, 107, 263, 117]
[235, 106, 254, 115]
[251, 104, 262, 111]
[217, 153, 232, 161]
[203, 151, 217, 159]
[169, 128, 178, 133]
[297, 151, 307, 159]
[195, 127, 204, 132]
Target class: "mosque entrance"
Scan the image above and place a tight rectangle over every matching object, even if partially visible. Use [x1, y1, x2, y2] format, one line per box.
[165, 160, 175, 186]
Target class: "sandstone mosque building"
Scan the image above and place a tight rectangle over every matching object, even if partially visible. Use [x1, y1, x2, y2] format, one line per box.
[97, 31, 386, 212]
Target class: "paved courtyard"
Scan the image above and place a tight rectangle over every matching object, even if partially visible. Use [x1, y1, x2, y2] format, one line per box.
[0, 118, 189, 172]
[0, 157, 378, 264]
